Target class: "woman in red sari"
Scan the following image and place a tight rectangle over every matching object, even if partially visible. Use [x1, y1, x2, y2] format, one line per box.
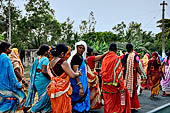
[86, 47, 108, 109]
[122, 43, 142, 111]
[147, 52, 162, 99]
[101, 43, 131, 113]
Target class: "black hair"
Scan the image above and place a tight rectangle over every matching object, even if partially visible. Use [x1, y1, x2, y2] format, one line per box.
[126, 43, 133, 53]
[53, 43, 68, 57]
[109, 43, 117, 51]
[87, 47, 93, 56]
[0, 41, 11, 54]
[122, 50, 126, 54]
[37, 44, 49, 56]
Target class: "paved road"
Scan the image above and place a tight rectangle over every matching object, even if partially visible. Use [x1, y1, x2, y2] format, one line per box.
[90, 89, 170, 113]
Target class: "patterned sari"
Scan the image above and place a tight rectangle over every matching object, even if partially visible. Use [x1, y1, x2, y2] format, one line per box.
[141, 53, 150, 89]
[87, 57, 101, 109]
[161, 58, 170, 93]
[124, 51, 140, 110]
[9, 48, 24, 79]
[147, 52, 162, 96]
[0, 53, 25, 113]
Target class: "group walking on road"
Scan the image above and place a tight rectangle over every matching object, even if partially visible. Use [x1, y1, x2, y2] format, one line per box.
[0, 40, 170, 113]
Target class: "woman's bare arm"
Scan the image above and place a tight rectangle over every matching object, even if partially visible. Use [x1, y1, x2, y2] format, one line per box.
[42, 65, 51, 80]
[94, 51, 109, 61]
[62, 61, 84, 96]
[14, 68, 28, 88]
[61, 61, 80, 78]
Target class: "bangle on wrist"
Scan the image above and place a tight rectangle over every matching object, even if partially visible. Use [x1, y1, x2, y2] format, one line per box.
[77, 82, 82, 86]
[76, 72, 80, 77]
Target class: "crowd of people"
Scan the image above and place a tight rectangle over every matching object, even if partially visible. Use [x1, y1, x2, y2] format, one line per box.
[0, 40, 170, 113]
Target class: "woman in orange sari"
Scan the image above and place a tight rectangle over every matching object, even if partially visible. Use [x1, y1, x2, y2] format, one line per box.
[101, 43, 131, 113]
[47, 44, 81, 113]
[147, 52, 162, 99]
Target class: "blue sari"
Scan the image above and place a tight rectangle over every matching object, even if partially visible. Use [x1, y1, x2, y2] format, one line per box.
[0, 53, 25, 113]
[70, 58, 90, 112]
[24, 56, 51, 112]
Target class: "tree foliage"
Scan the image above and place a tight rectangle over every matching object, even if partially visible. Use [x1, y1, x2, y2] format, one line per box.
[0, 0, 169, 57]
[23, 0, 61, 49]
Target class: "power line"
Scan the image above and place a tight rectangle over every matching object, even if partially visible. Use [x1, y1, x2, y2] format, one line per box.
[112, 10, 162, 25]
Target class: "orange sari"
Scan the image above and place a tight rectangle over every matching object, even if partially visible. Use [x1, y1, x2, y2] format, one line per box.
[101, 52, 131, 113]
[47, 62, 72, 113]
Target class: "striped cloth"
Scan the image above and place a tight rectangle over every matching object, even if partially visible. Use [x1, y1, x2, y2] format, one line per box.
[125, 52, 135, 97]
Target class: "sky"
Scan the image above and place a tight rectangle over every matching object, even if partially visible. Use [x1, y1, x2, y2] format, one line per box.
[14, 0, 170, 34]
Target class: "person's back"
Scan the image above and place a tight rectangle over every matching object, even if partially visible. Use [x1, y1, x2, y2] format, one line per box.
[123, 43, 141, 111]
[0, 53, 18, 91]
[0, 42, 25, 113]
[101, 43, 131, 113]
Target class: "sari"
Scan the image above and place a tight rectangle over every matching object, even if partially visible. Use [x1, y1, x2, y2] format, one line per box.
[141, 53, 150, 89]
[147, 52, 162, 96]
[70, 58, 90, 112]
[101, 52, 131, 113]
[161, 57, 170, 93]
[46, 47, 73, 113]
[47, 64, 73, 113]
[67, 41, 90, 112]
[24, 56, 51, 112]
[9, 48, 24, 79]
[137, 60, 146, 95]
[87, 56, 101, 109]
[9, 48, 26, 92]
[124, 51, 140, 110]
[0, 53, 25, 113]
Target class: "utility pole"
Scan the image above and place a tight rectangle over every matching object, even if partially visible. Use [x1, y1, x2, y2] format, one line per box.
[8, 0, 11, 44]
[160, 1, 167, 58]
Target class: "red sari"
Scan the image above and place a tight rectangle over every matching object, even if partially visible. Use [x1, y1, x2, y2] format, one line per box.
[87, 56, 101, 109]
[124, 51, 140, 110]
[101, 52, 131, 113]
[147, 52, 162, 96]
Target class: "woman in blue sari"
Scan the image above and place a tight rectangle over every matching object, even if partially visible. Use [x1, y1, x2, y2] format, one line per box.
[68, 41, 90, 113]
[24, 44, 51, 113]
[0, 41, 25, 113]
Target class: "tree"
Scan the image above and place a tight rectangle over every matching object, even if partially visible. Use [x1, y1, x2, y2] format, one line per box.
[60, 17, 75, 45]
[0, 34, 5, 41]
[79, 11, 96, 36]
[112, 21, 156, 55]
[23, 0, 61, 48]
[156, 18, 170, 54]
[81, 32, 116, 54]
[0, 0, 22, 44]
